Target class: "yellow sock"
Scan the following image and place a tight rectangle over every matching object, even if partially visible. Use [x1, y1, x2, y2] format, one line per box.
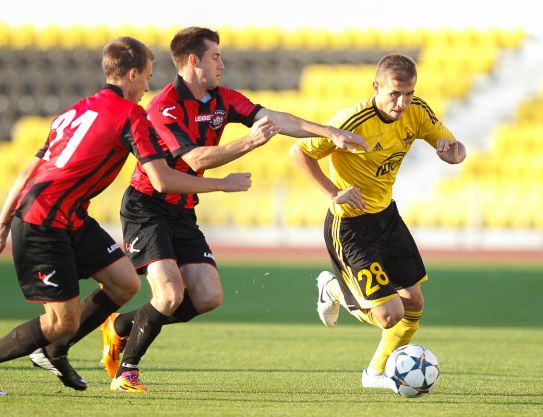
[368, 310, 422, 373]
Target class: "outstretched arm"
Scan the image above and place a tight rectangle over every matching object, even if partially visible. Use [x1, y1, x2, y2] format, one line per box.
[143, 158, 252, 194]
[436, 139, 466, 164]
[258, 108, 368, 152]
[289, 144, 366, 210]
[0, 156, 42, 253]
[182, 116, 280, 171]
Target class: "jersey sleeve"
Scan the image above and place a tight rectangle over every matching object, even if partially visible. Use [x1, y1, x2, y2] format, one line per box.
[414, 97, 456, 147]
[147, 98, 197, 159]
[297, 136, 336, 160]
[223, 88, 262, 127]
[121, 105, 165, 164]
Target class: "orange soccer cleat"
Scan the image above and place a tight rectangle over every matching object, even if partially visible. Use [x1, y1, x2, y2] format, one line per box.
[100, 312, 127, 378]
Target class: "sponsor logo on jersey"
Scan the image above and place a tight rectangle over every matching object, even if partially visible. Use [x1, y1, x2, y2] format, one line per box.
[107, 243, 120, 254]
[160, 106, 177, 119]
[372, 142, 383, 151]
[38, 270, 58, 287]
[195, 114, 213, 122]
[124, 237, 141, 254]
[194, 110, 226, 130]
[375, 152, 406, 177]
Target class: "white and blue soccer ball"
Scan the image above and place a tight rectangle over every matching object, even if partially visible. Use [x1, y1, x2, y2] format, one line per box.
[385, 344, 440, 398]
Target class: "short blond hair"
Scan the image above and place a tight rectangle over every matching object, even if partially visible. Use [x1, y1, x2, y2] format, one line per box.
[375, 53, 417, 82]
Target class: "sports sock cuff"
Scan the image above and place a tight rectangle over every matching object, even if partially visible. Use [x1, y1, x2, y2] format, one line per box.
[168, 290, 200, 324]
[142, 302, 169, 324]
[30, 317, 49, 347]
[404, 310, 423, 321]
[92, 289, 120, 312]
[114, 310, 137, 337]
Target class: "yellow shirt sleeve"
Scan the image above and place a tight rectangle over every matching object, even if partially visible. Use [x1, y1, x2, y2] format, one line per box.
[414, 98, 456, 147]
[297, 136, 336, 160]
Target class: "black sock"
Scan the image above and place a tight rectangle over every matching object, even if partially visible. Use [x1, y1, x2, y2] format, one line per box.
[45, 289, 119, 358]
[116, 302, 168, 376]
[0, 317, 49, 363]
[165, 290, 200, 324]
[114, 310, 137, 337]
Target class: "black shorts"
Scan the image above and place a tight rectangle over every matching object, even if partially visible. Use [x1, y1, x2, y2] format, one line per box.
[11, 216, 125, 302]
[324, 201, 427, 310]
[120, 186, 216, 274]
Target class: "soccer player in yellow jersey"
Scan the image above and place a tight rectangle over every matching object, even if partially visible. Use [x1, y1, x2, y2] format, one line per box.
[290, 53, 466, 391]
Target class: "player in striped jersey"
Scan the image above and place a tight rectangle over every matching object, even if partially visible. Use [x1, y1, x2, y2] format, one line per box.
[100, 26, 368, 392]
[290, 53, 466, 391]
[0, 36, 251, 394]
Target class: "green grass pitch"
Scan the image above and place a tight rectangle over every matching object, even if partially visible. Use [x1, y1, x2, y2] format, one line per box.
[0, 260, 542, 416]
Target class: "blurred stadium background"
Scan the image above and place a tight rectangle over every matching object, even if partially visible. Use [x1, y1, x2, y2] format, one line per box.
[1, 1, 542, 260]
[1, 4, 543, 414]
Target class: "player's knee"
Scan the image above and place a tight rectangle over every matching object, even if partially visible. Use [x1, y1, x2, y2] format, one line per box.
[409, 297, 424, 312]
[378, 311, 403, 329]
[373, 297, 404, 329]
[150, 284, 184, 314]
[101, 273, 140, 305]
[44, 315, 80, 339]
[374, 305, 404, 328]
[165, 291, 185, 312]
[116, 275, 141, 303]
[125, 276, 141, 297]
[195, 290, 223, 313]
[62, 318, 80, 336]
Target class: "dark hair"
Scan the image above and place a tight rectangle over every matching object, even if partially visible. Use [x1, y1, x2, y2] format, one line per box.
[375, 53, 417, 82]
[102, 36, 154, 80]
[170, 27, 220, 69]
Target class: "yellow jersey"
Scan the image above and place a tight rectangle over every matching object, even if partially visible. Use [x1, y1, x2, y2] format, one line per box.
[297, 97, 455, 217]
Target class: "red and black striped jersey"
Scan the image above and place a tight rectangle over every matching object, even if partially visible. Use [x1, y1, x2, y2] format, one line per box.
[129, 75, 262, 207]
[15, 85, 164, 230]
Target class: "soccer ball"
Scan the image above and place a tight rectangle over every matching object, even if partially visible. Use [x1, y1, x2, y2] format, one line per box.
[385, 344, 440, 398]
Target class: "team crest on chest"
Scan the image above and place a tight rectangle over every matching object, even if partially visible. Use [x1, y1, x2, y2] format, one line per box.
[209, 109, 226, 130]
[195, 110, 226, 130]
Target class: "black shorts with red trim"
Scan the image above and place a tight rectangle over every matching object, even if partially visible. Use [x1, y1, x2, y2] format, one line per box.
[120, 186, 216, 275]
[323, 201, 427, 310]
[10, 216, 125, 302]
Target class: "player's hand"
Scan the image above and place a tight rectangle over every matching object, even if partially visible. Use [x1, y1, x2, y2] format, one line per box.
[436, 139, 465, 164]
[247, 116, 280, 148]
[333, 186, 366, 210]
[222, 172, 252, 192]
[0, 222, 10, 253]
[329, 127, 368, 152]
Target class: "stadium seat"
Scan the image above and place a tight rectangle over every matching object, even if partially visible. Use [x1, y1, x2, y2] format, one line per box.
[0, 24, 530, 230]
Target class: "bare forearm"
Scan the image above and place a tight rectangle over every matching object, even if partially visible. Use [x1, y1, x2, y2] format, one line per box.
[289, 144, 338, 198]
[159, 171, 229, 194]
[143, 158, 239, 194]
[0, 157, 41, 224]
[269, 110, 330, 138]
[0, 186, 20, 225]
[183, 139, 255, 171]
